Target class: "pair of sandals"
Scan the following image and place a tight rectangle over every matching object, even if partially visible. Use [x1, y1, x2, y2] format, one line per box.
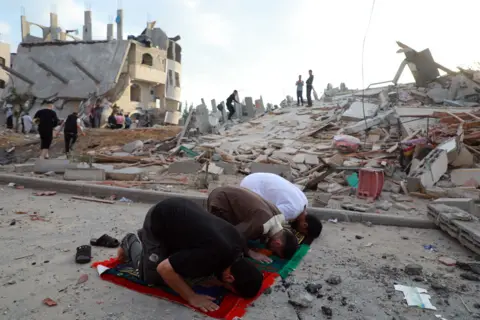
[75, 234, 120, 264]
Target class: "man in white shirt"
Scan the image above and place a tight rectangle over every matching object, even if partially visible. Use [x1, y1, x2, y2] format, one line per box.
[240, 172, 322, 243]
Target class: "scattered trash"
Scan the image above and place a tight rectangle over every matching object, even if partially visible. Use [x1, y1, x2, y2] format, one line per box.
[7, 182, 15, 188]
[34, 191, 57, 196]
[346, 172, 359, 188]
[119, 197, 133, 203]
[328, 218, 338, 224]
[332, 135, 361, 153]
[42, 297, 57, 307]
[9, 219, 16, 226]
[76, 274, 89, 285]
[15, 185, 25, 190]
[15, 211, 28, 215]
[394, 284, 436, 310]
[435, 315, 448, 320]
[438, 256, 456, 266]
[423, 244, 437, 252]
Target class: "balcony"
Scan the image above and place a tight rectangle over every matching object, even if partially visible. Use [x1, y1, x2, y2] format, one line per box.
[130, 64, 166, 84]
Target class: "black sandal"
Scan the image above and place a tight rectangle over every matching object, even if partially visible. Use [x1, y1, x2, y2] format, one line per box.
[90, 234, 120, 248]
[75, 245, 92, 264]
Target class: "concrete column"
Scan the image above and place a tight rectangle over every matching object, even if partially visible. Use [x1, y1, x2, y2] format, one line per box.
[50, 13, 59, 41]
[116, 9, 123, 40]
[83, 10, 92, 41]
[20, 16, 30, 42]
[210, 99, 217, 110]
[107, 24, 113, 40]
[244, 97, 255, 118]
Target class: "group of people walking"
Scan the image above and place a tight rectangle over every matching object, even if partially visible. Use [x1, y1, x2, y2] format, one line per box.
[117, 172, 323, 312]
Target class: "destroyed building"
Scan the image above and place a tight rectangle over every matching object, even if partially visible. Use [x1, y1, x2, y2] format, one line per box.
[0, 9, 182, 124]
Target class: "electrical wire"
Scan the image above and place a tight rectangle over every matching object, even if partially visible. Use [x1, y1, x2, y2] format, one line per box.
[361, 0, 377, 140]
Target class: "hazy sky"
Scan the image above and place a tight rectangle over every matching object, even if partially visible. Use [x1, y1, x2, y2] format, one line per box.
[0, 0, 478, 106]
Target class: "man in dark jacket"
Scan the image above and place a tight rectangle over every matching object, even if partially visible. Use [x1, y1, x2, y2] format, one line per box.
[118, 198, 263, 312]
[226, 90, 239, 121]
[306, 70, 314, 107]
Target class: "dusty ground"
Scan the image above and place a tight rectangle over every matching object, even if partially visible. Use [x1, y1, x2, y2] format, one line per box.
[0, 187, 479, 320]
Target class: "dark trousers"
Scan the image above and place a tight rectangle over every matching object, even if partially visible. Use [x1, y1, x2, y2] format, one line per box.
[6, 116, 13, 129]
[226, 102, 235, 120]
[40, 131, 53, 149]
[306, 86, 313, 106]
[64, 132, 77, 154]
[296, 91, 304, 106]
[121, 231, 167, 286]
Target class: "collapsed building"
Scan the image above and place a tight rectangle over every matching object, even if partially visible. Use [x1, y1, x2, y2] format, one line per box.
[0, 9, 182, 125]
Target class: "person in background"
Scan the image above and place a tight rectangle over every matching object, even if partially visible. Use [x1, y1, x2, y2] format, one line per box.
[22, 112, 33, 134]
[124, 113, 132, 129]
[226, 90, 239, 121]
[306, 70, 314, 107]
[55, 111, 85, 154]
[93, 101, 103, 128]
[6, 108, 13, 129]
[115, 112, 125, 129]
[117, 198, 263, 312]
[107, 111, 117, 129]
[296, 75, 304, 106]
[34, 101, 59, 159]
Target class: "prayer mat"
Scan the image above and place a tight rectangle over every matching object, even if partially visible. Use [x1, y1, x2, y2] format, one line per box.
[92, 242, 310, 319]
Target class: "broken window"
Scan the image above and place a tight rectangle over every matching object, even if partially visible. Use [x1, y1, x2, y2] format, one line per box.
[175, 44, 182, 64]
[141, 53, 153, 66]
[167, 42, 174, 60]
[175, 72, 180, 88]
[0, 57, 5, 67]
[130, 84, 141, 102]
[0, 80, 5, 89]
[168, 70, 173, 86]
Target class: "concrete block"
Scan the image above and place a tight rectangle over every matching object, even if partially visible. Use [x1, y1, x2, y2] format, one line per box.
[434, 198, 476, 216]
[249, 162, 292, 181]
[64, 168, 106, 181]
[341, 101, 379, 121]
[343, 110, 395, 134]
[304, 154, 319, 166]
[202, 162, 224, 175]
[123, 140, 144, 153]
[168, 160, 202, 174]
[14, 163, 35, 173]
[451, 145, 474, 168]
[408, 149, 448, 189]
[107, 167, 145, 181]
[451, 168, 480, 186]
[213, 161, 237, 175]
[34, 159, 78, 174]
[292, 154, 305, 164]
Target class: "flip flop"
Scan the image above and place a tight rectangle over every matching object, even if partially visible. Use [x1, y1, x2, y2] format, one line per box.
[90, 234, 119, 248]
[75, 245, 92, 264]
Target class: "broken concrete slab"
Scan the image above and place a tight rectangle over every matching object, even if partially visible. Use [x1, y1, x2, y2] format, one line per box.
[168, 160, 202, 174]
[433, 198, 476, 216]
[122, 140, 144, 153]
[107, 167, 145, 181]
[427, 87, 449, 103]
[34, 159, 78, 174]
[292, 154, 305, 164]
[250, 162, 292, 180]
[451, 168, 480, 187]
[304, 154, 319, 166]
[408, 149, 448, 191]
[343, 110, 395, 134]
[202, 162, 224, 175]
[341, 101, 379, 121]
[64, 168, 106, 181]
[214, 161, 237, 175]
[14, 163, 35, 173]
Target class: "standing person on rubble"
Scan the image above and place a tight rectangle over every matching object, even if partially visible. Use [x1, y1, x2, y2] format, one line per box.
[124, 113, 132, 129]
[226, 90, 239, 121]
[306, 70, 314, 107]
[34, 100, 59, 159]
[5, 107, 13, 129]
[295, 75, 304, 106]
[55, 111, 85, 155]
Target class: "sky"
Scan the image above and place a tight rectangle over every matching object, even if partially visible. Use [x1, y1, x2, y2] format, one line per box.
[0, 0, 479, 107]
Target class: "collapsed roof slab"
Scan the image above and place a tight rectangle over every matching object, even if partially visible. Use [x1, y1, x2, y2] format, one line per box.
[10, 40, 130, 99]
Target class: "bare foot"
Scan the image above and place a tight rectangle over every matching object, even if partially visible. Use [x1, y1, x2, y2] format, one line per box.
[117, 247, 126, 262]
